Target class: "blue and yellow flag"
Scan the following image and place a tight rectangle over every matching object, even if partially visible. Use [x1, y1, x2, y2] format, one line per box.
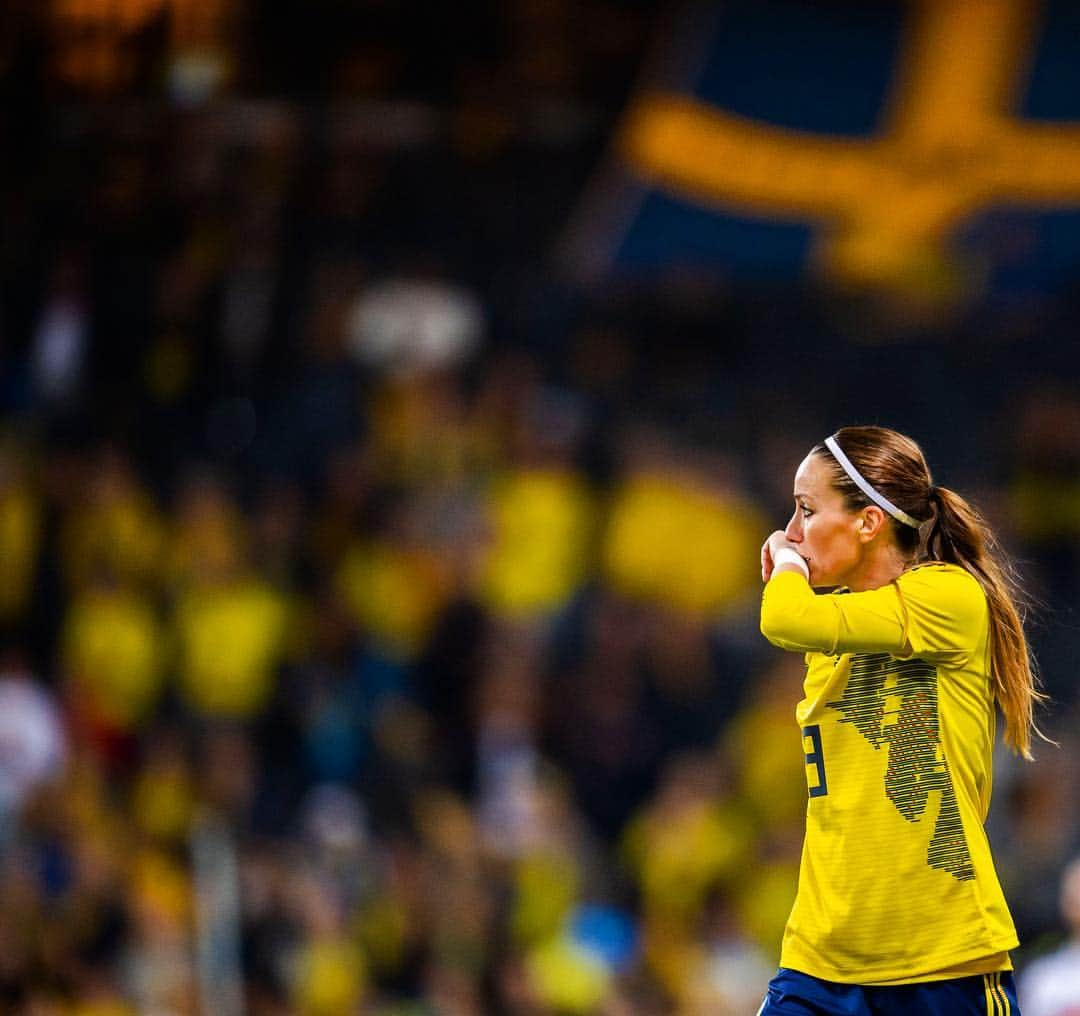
[566, 0, 1080, 298]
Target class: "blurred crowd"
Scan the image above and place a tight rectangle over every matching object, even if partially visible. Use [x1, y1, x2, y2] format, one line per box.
[3, 2, 1080, 1014]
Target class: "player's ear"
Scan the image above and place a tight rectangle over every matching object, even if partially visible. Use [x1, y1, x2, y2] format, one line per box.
[856, 506, 886, 542]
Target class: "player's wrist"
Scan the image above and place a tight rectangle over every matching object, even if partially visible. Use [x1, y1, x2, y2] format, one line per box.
[772, 547, 809, 580]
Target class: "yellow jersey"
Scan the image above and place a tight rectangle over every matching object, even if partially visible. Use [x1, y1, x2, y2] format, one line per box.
[760, 563, 1018, 984]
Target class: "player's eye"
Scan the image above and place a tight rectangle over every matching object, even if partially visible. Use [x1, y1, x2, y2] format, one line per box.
[800, 505, 813, 518]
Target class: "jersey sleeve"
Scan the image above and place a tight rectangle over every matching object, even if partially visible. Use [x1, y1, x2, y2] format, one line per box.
[893, 564, 987, 665]
[759, 563, 986, 664]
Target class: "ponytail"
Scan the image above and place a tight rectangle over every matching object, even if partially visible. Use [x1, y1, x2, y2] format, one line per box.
[919, 486, 1046, 759]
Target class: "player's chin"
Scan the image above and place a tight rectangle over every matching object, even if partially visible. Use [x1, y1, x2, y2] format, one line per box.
[809, 566, 843, 590]
[805, 560, 826, 587]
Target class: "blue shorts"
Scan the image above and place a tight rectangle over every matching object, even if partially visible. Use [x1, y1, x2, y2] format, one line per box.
[759, 967, 1020, 1015]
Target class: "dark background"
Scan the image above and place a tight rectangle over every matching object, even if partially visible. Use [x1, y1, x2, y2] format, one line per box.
[0, 2, 1077, 1013]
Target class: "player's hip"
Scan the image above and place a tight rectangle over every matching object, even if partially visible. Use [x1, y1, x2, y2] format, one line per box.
[758, 967, 1019, 1016]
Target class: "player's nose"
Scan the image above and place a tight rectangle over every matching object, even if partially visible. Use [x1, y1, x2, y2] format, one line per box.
[784, 514, 802, 542]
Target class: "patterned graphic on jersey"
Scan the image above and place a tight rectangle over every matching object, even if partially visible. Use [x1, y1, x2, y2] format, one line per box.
[826, 653, 975, 881]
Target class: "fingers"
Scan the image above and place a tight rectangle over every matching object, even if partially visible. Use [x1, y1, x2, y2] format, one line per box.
[762, 530, 794, 582]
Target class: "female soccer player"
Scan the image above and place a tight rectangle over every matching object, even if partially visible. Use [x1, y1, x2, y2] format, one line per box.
[757, 425, 1042, 1015]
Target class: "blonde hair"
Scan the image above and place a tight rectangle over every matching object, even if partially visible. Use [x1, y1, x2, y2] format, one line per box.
[814, 426, 1046, 758]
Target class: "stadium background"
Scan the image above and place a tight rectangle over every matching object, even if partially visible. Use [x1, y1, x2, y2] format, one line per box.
[1, 1, 1079, 1013]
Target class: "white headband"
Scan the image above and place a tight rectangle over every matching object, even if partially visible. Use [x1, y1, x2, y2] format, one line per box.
[824, 435, 922, 529]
